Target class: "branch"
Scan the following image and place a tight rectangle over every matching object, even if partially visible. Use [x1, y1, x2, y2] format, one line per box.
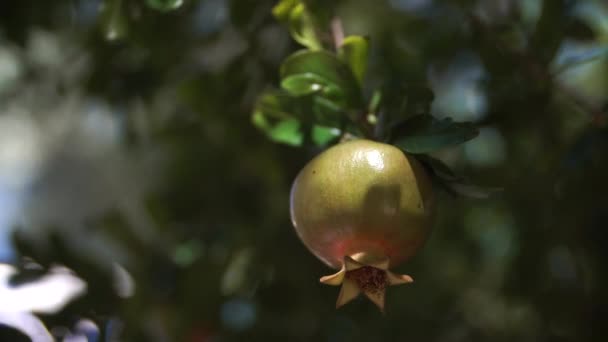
[330, 17, 345, 49]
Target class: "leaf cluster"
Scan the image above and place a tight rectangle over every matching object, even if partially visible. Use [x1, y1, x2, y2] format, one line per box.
[253, 0, 495, 198]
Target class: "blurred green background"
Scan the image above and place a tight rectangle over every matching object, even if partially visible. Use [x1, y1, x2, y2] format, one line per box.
[0, 0, 607, 341]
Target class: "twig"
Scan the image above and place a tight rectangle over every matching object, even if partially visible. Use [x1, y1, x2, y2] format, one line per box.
[330, 17, 345, 50]
[329, 16, 375, 138]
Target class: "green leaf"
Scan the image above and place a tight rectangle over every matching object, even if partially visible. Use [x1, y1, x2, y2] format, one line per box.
[145, 0, 184, 12]
[253, 116, 303, 146]
[252, 90, 341, 147]
[280, 73, 329, 96]
[253, 113, 340, 147]
[416, 155, 502, 199]
[392, 115, 479, 153]
[100, 0, 128, 41]
[272, 0, 327, 50]
[272, 0, 300, 22]
[311, 125, 341, 146]
[339, 36, 370, 87]
[288, 4, 322, 50]
[311, 96, 345, 129]
[415, 155, 461, 182]
[368, 89, 382, 114]
[252, 92, 303, 146]
[281, 50, 357, 92]
[254, 90, 294, 121]
[281, 50, 362, 109]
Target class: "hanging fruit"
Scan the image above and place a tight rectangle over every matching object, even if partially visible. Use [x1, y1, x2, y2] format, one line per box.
[254, 0, 492, 312]
[290, 139, 435, 311]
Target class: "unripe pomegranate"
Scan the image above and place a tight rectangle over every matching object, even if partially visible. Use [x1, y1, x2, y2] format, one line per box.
[290, 139, 434, 311]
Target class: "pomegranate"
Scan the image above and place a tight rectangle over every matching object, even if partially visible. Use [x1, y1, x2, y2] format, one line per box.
[290, 139, 435, 311]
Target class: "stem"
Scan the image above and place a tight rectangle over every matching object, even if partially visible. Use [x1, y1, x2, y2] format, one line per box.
[329, 15, 374, 140]
[355, 112, 376, 139]
[330, 17, 345, 50]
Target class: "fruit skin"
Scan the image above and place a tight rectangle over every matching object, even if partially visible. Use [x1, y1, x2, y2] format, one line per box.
[290, 139, 434, 270]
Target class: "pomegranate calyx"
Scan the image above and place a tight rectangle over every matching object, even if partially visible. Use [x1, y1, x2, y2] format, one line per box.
[319, 255, 413, 312]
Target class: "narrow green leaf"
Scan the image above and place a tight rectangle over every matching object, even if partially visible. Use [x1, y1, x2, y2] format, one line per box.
[312, 96, 344, 128]
[255, 90, 296, 120]
[253, 112, 340, 147]
[415, 155, 461, 182]
[392, 115, 479, 153]
[281, 50, 362, 108]
[145, 0, 184, 12]
[100, 0, 128, 41]
[339, 35, 370, 87]
[281, 50, 358, 94]
[272, 0, 300, 22]
[280, 73, 327, 96]
[368, 90, 382, 114]
[312, 125, 341, 146]
[288, 4, 322, 50]
[415, 154, 502, 199]
[254, 116, 303, 146]
[252, 90, 341, 147]
[252, 93, 303, 147]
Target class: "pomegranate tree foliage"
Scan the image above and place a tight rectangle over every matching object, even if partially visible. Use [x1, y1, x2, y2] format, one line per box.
[255, 0, 497, 198]
[0, 0, 607, 341]
[255, 0, 479, 153]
